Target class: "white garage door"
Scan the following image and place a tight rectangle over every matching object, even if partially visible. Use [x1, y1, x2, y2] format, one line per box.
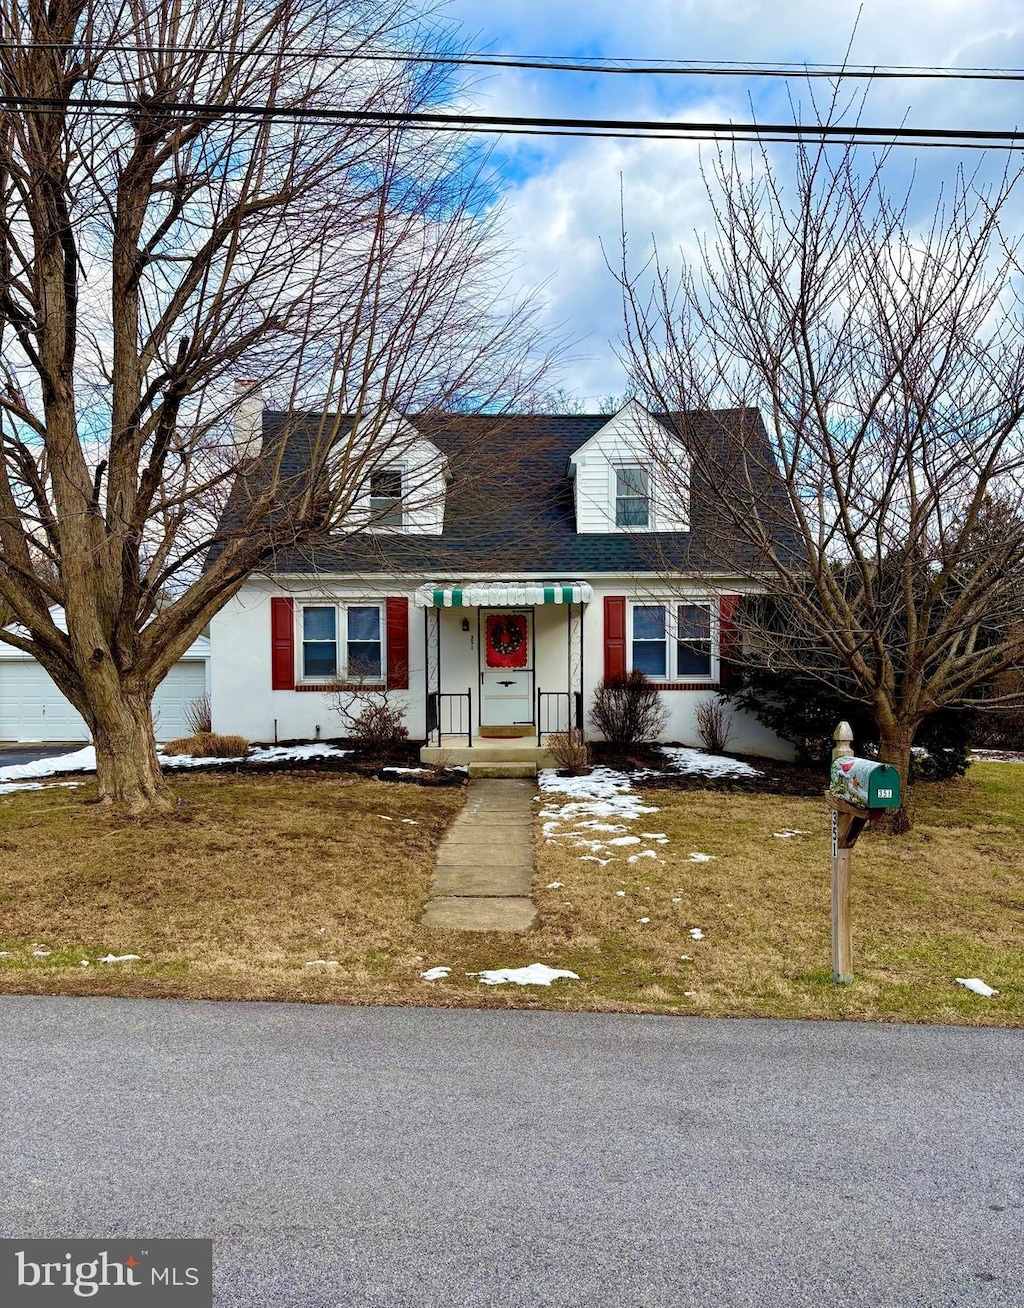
[0, 660, 209, 743]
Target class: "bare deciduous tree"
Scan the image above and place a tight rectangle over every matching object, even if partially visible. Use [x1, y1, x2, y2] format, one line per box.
[0, 0, 551, 813]
[619, 134, 1024, 823]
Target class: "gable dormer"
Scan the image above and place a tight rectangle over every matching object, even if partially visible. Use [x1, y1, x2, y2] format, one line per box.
[567, 400, 690, 534]
[341, 409, 449, 536]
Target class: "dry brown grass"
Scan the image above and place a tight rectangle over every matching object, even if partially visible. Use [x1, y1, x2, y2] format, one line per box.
[0, 764, 1021, 1023]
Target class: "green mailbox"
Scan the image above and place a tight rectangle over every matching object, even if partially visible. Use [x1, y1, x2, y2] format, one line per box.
[829, 757, 901, 810]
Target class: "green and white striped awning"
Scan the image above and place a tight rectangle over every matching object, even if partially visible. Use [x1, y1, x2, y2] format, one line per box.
[414, 582, 593, 608]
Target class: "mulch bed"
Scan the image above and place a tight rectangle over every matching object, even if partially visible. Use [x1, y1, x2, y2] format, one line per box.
[589, 742, 825, 797]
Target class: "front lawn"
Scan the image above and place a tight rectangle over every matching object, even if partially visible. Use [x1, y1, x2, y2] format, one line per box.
[0, 763, 1021, 1023]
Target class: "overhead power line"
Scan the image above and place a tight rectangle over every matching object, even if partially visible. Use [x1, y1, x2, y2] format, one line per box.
[0, 41, 1023, 82]
[0, 94, 1021, 151]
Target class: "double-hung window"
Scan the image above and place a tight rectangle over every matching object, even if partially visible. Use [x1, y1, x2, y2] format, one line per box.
[301, 603, 383, 681]
[369, 468, 404, 529]
[615, 464, 650, 528]
[629, 601, 714, 680]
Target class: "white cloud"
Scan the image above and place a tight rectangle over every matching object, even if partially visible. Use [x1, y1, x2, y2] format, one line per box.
[438, 0, 1024, 399]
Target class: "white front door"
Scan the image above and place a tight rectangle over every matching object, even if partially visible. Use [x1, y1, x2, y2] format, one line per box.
[480, 610, 533, 726]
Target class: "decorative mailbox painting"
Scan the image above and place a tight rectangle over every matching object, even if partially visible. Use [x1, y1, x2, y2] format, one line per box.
[829, 758, 901, 809]
[485, 613, 529, 669]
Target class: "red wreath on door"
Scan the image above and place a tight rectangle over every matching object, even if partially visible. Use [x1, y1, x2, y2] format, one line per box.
[486, 613, 528, 668]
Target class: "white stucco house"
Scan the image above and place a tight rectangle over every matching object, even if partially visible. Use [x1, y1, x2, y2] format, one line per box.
[209, 400, 792, 763]
[0, 609, 210, 744]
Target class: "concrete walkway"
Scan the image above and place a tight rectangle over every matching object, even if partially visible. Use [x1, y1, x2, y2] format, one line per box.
[421, 778, 536, 931]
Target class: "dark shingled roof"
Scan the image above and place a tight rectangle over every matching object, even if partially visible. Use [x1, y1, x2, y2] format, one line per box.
[214, 408, 793, 578]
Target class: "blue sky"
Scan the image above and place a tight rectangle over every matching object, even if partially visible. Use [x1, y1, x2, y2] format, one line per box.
[436, 0, 1024, 403]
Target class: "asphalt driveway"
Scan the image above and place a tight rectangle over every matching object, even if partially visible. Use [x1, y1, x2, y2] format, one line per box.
[0, 743, 83, 767]
[1, 998, 1020, 1307]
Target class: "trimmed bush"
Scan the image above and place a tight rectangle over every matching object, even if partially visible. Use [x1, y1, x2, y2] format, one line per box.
[547, 729, 591, 775]
[590, 671, 667, 748]
[695, 698, 734, 755]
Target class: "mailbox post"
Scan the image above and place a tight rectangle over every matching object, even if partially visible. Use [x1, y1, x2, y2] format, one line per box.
[825, 722, 901, 983]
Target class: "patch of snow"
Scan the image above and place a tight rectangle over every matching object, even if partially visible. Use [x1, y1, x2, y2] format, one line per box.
[970, 749, 1024, 763]
[689, 928, 705, 940]
[246, 743, 349, 764]
[615, 890, 626, 897]
[628, 850, 659, 863]
[31, 948, 52, 957]
[955, 976, 999, 997]
[640, 832, 668, 842]
[377, 815, 394, 821]
[638, 917, 650, 924]
[773, 829, 809, 839]
[383, 767, 428, 775]
[305, 959, 340, 968]
[684, 991, 698, 998]
[688, 852, 715, 863]
[420, 966, 451, 981]
[400, 819, 420, 825]
[0, 742, 352, 784]
[0, 747, 96, 783]
[580, 856, 611, 865]
[546, 881, 564, 889]
[672, 897, 682, 903]
[679, 954, 693, 961]
[0, 951, 11, 957]
[609, 835, 641, 847]
[98, 954, 141, 963]
[659, 747, 764, 778]
[79, 960, 90, 967]
[477, 963, 580, 987]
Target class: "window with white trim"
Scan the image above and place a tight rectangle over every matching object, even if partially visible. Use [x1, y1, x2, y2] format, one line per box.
[301, 603, 384, 681]
[369, 467, 404, 528]
[615, 464, 650, 528]
[629, 601, 715, 680]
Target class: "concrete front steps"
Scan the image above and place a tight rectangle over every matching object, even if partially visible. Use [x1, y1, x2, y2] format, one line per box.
[420, 740, 556, 769]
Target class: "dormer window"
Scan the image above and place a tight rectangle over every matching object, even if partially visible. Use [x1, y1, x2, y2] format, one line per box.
[615, 464, 650, 528]
[369, 468, 403, 528]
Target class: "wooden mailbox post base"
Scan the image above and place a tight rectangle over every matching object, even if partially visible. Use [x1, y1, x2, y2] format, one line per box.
[825, 794, 885, 983]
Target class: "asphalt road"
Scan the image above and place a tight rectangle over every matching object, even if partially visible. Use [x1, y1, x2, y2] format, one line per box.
[0, 997, 1021, 1308]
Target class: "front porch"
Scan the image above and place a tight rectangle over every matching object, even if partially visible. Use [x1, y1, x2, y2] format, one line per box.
[415, 580, 591, 771]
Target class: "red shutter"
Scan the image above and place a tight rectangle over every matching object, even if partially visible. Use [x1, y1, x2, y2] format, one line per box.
[386, 596, 409, 690]
[604, 595, 627, 681]
[718, 594, 739, 688]
[271, 597, 295, 690]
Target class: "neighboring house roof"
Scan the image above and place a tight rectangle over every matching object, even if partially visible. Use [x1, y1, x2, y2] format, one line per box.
[211, 407, 794, 579]
[0, 608, 210, 659]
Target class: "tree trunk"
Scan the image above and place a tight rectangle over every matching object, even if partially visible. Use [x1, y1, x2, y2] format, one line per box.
[877, 722, 915, 835]
[91, 692, 175, 817]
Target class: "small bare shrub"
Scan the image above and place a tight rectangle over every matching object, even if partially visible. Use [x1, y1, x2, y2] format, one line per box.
[547, 729, 591, 774]
[162, 732, 249, 758]
[589, 671, 668, 748]
[329, 683, 408, 756]
[695, 699, 734, 755]
[184, 693, 212, 735]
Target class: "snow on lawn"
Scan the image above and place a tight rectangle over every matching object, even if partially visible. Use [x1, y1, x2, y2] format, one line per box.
[476, 963, 579, 987]
[536, 767, 668, 868]
[955, 976, 999, 997]
[0, 741, 349, 786]
[658, 746, 763, 778]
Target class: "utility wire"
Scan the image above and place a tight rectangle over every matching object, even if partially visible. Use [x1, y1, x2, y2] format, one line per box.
[1, 41, 1023, 82]
[1, 94, 1021, 149]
